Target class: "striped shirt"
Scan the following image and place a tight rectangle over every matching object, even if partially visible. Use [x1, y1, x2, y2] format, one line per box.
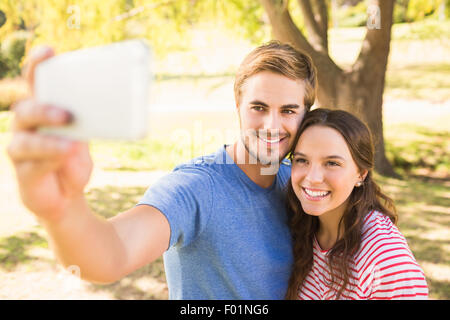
[297, 210, 428, 300]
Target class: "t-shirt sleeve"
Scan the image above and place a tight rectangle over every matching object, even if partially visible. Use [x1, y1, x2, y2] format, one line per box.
[136, 166, 214, 250]
[368, 241, 429, 300]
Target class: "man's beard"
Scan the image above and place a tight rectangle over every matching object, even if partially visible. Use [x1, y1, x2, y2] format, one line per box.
[239, 129, 288, 166]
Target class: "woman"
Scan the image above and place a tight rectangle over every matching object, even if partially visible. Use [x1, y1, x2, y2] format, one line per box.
[285, 108, 428, 300]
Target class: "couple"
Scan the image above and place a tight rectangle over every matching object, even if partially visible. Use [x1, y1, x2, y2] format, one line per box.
[7, 41, 428, 300]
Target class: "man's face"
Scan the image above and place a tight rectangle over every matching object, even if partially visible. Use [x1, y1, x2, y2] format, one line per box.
[237, 71, 307, 165]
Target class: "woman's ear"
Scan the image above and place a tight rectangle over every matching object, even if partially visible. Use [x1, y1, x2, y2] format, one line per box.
[355, 170, 368, 187]
[360, 169, 368, 182]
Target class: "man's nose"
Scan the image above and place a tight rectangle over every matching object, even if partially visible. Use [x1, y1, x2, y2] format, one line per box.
[263, 111, 281, 133]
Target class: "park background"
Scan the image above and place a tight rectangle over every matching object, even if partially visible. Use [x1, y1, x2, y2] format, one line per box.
[0, 0, 448, 299]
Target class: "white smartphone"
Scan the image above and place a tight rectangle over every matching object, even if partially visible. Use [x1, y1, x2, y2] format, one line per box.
[35, 39, 151, 141]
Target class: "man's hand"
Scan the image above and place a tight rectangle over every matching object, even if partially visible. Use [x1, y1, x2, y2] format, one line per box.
[7, 46, 93, 222]
[6, 46, 169, 284]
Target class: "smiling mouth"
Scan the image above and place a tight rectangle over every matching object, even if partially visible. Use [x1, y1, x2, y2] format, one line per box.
[302, 187, 331, 200]
[257, 135, 287, 145]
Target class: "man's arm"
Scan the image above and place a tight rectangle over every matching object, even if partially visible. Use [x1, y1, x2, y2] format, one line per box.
[109, 204, 171, 280]
[39, 197, 170, 284]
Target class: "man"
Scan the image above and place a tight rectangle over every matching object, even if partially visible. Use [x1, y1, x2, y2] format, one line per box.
[7, 41, 316, 299]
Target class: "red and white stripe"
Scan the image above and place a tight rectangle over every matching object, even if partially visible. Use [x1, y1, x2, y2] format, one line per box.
[297, 210, 428, 300]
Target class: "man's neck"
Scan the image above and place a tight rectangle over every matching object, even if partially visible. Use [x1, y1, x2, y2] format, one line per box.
[225, 142, 278, 189]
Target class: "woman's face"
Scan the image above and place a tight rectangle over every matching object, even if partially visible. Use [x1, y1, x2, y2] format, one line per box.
[291, 125, 366, 217]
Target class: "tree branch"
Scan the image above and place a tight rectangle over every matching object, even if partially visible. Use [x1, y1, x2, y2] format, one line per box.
[313, 0, 329, 43]
[260, 0, 339, 71]
[260, 0, 315, 57]
[353, 0, 395, 73]
[296, 0, 328, 53]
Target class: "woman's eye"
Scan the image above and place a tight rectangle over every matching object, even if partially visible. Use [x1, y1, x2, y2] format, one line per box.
[327, 161, 340, 167]
[294, 158, 307, 164]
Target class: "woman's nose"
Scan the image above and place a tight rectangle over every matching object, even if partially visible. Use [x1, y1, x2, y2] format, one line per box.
[305, 164, 324, 184]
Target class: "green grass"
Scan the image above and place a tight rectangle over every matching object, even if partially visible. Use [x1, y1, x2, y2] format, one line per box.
[374, 174, 450, 299]
[385, 124, 450, 177]
[392, 19, 450, 41]
[385, 63, 450, 102]
[0, 229, 49, 272]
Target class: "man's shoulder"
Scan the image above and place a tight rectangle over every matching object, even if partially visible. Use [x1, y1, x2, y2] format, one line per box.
[172, 149, 292, 183]
[278, 158, 292, 183]
[170, 148, 229, 184]
[174, 148, 225, 172]
[280, 158, 292, 169]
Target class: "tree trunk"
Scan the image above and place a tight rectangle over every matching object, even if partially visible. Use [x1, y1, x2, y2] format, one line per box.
[260, 0, 398, 177]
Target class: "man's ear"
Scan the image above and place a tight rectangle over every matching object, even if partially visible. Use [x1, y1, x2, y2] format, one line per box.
[235, 99, 242, 117]
[235, 95, 241, 111]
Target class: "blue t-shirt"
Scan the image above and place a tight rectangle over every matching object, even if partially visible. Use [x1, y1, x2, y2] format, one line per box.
[137, 145, 293, 299]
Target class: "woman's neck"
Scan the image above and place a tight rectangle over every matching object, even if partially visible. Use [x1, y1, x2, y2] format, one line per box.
[316, 201, 348, 251]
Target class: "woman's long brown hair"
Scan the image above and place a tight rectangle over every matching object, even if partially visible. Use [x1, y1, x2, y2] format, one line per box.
[285, 108, 398, 300]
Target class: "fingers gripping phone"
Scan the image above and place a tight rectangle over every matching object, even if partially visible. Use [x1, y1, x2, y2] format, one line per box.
[35, 39, 151, 141]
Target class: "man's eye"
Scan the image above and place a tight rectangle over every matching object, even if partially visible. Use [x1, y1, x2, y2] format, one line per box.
[282, 109, 295, 114]
[252, 106, 265, 111]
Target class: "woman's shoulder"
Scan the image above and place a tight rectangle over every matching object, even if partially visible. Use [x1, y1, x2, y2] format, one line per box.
[356, 210, 423, 279]
[360, 210, 404, 244]
[356, 210, 412, 266]
[355, 211, 428, 299]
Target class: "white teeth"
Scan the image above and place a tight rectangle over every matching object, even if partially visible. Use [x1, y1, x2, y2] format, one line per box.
[304, 188, 329, 197]
[263, 139, 280, 143]
[260, 137, 281, 143]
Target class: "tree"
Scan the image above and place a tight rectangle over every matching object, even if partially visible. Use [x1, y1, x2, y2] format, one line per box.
[260, 0, 397, 176]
